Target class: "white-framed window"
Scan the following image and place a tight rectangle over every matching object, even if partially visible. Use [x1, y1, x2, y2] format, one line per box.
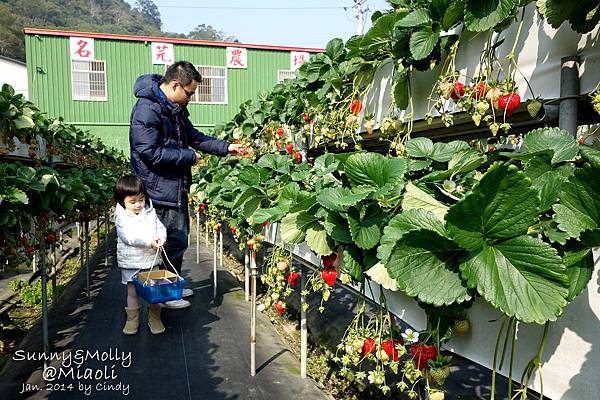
[191, 66, 227, 104]
[277, 70, 296, 83]
[71, 60, 107, 101]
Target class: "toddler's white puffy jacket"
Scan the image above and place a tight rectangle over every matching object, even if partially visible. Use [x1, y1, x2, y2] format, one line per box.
[115, 199, 167, 270]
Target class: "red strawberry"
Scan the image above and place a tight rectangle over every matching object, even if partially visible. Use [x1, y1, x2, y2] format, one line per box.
[293, 151, 303, 163]
[497, 92, 521, 117]
[362, 338, 376, 357]
[20, 235, 29, 245]
[198, 203, 206, 212]
[285, 143, 294, 154]
[321, 253, 337, 268]
[382, 338, 404, 362]
[471, 81, 489, 99]
[411, 344, 438, 369]
[303, 113, 311, 123]
[578, 138, 586, 145]
[262, 221, 269, 227]
[25, 246, 35, 255]
[274, 301, 284, 315]
[321, 268, 337, 287]
[350, 99, 362, 115]
[487, 145, 495, 153]
[233, 139, 240, 144]
[286, 271, 299, 287]
[276, 127, 285, 137]
[230, 226, 237, 234]
[215, 223, 221, 231]
[46, 233, 57, 243]
[451, 82, 465, 101]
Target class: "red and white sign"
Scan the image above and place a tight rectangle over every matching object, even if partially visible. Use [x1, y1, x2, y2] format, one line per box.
[70, 37, 94, 60]
[290, 51, 310, 71]
[151, 42, 174, 65]
[226, 47, 247, 69]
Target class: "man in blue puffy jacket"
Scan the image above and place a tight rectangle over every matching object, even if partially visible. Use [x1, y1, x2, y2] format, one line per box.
[129, 61, 242, 309]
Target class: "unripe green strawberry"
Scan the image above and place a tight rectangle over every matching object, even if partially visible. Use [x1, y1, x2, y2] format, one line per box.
[594, 102, 600, 116]
[476, 101, 490, 114]
[527, 99, 542, 118]
[489, 122, 500, 136]
[453, 318, 470, 336]
[428, 366, 450, 386]
[428, 391, 445, 400]
[471, 112, 482, 126]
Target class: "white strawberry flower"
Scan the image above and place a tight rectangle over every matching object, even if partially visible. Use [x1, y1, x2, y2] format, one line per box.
[257, 303, 266, 312]
[401, 328, 419, 344]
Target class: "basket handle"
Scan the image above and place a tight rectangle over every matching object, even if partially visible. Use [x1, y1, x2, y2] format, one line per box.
[138, 245, 183, 286]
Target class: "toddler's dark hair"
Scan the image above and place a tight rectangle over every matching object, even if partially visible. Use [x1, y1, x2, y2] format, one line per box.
[114, 175, 148, 208]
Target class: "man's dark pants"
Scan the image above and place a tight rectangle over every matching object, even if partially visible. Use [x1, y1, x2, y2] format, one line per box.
[155, 199, 189, 275]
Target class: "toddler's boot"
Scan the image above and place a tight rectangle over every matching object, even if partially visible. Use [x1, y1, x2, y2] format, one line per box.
[147, 304, 165, 334]
[122, 307, 140, 335]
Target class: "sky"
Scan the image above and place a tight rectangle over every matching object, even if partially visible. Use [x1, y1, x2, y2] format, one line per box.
[134, 1, 393, 49]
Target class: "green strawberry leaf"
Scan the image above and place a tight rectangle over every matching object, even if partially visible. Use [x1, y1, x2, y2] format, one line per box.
[446, 163, 539, 250]
[378, 208, 447, 264]
[464, 0, 518, 32]
[305, 222, 334, 256]
[409, 26, 440, 61]
[387, 230, 471, 306]
[460, 236, 568, 324]
[343, 245, 364, 282]
[347, 203, 386, 250]
[402, 182, 449, 221]
[324, 211, 353, 244]
[344, 153, 407, 197]
[553, 166, 600, 239]
[317, 186, 374, 212]
[562, 248, 594, 301]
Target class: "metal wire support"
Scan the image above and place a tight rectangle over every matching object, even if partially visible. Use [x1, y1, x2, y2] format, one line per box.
[84, 220, 90, 299]
[219, 228, 223, 268]
[196, 212, 200, 264]
[40, 239, 49, 360]
[250, 250, 258, 376]
[244, 248, 250, 302]
[213, 230, 218, 298]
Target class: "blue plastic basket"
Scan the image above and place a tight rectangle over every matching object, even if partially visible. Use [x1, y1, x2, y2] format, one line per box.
[133, 270, 185, 304]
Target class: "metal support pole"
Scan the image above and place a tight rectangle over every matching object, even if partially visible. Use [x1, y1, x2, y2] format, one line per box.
[51, 242, 56, 303]
[96, 212, 100, 245]
[559, 56, 580, 137]
[213, 230, 218, 298]
[250, 251, 257, 376]
[32, 252, 37, 273]
[41, 241, 49, 359]
[196, 212, 200, 264]
[244, 248, 250, 302]
[205, 220, 209, 247]
[85, 220, 90, 299]
[104, 210, 109, 266]
[219, 229, 223, 268]
[300, 261, 307, 378]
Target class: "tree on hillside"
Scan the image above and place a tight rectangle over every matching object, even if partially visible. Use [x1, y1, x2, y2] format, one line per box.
[135, 0, 161, 30]
[187, 24, 238, 42]
[0, 4, 24, 60]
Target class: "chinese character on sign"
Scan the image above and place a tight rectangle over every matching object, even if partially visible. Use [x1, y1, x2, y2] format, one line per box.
[151, 42, 174, 65]
[70, 37, 94, 60]
[290, 52, 310, 71]
[226, 47, 247, 69]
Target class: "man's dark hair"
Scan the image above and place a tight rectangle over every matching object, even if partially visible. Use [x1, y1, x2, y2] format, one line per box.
[114, 175, 148, 208]
[164, 61, 202, 85]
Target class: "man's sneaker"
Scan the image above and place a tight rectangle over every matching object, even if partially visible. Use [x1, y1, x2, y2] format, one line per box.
[182, 288, 194, 298]
[160, 299, 191, 309]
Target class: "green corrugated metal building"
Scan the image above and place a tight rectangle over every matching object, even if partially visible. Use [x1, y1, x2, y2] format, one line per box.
[24, 28, 322, 153]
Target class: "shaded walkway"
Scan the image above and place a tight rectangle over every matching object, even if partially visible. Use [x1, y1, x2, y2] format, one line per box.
[0, 230, 328, 400]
